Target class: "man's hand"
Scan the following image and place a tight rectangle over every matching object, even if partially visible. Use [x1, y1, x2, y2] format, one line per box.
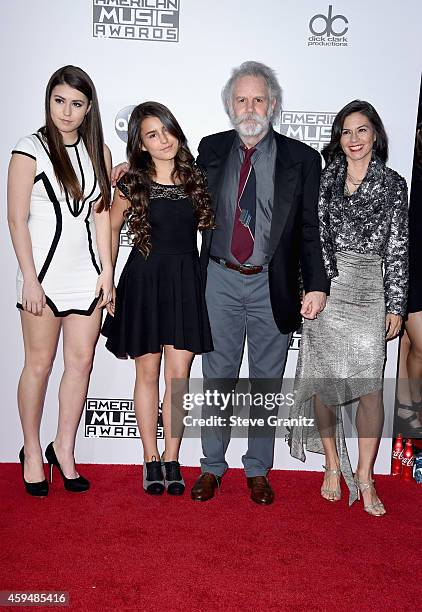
[385, 313, 402, 341]
[111, 162, 129, 187]
[300, 291, 327, 320]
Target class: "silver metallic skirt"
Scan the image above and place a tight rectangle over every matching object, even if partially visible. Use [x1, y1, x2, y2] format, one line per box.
[289, 251, 385, 504]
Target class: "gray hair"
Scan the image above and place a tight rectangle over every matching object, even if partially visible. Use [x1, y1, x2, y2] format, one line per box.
[221, 61, 282, 124]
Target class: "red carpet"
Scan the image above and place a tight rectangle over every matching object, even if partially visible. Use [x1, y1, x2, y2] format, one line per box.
[0, 465, 421, 611]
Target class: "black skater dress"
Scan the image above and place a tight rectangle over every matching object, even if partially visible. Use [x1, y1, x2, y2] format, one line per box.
[102, 180, 213, 358]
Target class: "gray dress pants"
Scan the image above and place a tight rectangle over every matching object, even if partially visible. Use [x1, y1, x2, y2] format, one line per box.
[201, 259, 290, 477]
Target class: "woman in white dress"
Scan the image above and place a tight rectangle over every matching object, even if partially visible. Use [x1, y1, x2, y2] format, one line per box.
[7, 65, 112, 495]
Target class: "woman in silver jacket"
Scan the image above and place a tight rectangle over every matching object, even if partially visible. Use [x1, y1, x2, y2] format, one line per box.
[289, 100, 408, 516]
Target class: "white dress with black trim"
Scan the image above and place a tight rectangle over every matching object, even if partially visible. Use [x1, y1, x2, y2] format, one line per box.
[12, 132, 102, 316]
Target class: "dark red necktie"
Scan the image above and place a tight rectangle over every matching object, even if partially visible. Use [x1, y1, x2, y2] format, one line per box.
[231, 146, 256, 263]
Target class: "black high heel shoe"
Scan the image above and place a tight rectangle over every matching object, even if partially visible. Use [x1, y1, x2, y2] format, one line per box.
[45, 442, 90, 492]
[19, 447, 48, 497]
[395, 403, 422, 437]
[395, 414, 422, 437]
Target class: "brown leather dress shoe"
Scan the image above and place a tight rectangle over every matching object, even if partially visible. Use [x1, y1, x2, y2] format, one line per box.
[247, 476, 274, 505]
[191, 472, 221, 501]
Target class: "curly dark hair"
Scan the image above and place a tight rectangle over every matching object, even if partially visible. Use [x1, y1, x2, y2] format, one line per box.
[121, 101, 214, 257]
[322, 99, 389, 166]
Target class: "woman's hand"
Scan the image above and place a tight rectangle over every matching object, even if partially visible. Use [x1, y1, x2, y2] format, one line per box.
[385, 313, 402, 340]
[111, 162, 129, 187]
[22, 276, 46, 315]
[95, 269, 114, 309]
[105, 286, 116, 317]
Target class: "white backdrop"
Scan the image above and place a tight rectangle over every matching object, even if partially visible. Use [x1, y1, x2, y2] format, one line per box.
[1, 0, 421, 473]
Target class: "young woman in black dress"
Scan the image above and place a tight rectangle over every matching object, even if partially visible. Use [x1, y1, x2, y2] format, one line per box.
[102, 102, 214, 495]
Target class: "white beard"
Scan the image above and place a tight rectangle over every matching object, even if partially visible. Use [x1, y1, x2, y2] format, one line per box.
[230, 112, 271, 138]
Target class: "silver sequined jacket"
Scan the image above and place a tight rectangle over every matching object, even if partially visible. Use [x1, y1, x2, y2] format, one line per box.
[318, 155, 409, 315]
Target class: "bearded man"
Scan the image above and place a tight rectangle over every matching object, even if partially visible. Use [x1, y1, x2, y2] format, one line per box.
[191, 61, 329, 505]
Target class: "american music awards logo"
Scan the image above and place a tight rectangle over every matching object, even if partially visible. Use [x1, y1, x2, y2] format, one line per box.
[280, 108, 336, 347]
[93, 0, 180, 42]
[280, 111, 335, 153]
[307, 5, 349, 47]
[85, 398, 163, 438]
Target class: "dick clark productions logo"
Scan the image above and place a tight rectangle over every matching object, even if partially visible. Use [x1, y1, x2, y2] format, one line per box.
[308, 5, 349, 46]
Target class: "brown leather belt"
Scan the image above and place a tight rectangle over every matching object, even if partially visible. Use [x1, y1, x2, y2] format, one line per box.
[210, 255, 263, 275]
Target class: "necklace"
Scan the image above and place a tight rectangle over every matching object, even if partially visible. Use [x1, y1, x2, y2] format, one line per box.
[346, 171, 364, 186]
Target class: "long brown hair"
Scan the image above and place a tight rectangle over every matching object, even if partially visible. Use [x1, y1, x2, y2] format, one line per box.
[40, 65, 110, 211]
[122, 101, 214, 257]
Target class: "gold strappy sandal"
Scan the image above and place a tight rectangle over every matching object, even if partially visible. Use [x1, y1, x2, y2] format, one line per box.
[354, 476, 386, 516]
[321, 465, 342, 502]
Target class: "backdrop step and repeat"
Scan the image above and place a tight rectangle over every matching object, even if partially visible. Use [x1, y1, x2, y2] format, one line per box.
[1, 1, 421, 472]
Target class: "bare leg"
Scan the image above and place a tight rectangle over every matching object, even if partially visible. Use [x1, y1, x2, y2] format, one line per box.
[397, 330, 411, 405]
[18, 308, 61, 482]
[406, 312, 422, 402]
[162, 345, 194, 461]
[134, 351, 162, 462]
[355, 390, 385, 514]
[314, 395, 341, 500]
[403, 313, 422, 427]
[54, 309, 102, 478]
